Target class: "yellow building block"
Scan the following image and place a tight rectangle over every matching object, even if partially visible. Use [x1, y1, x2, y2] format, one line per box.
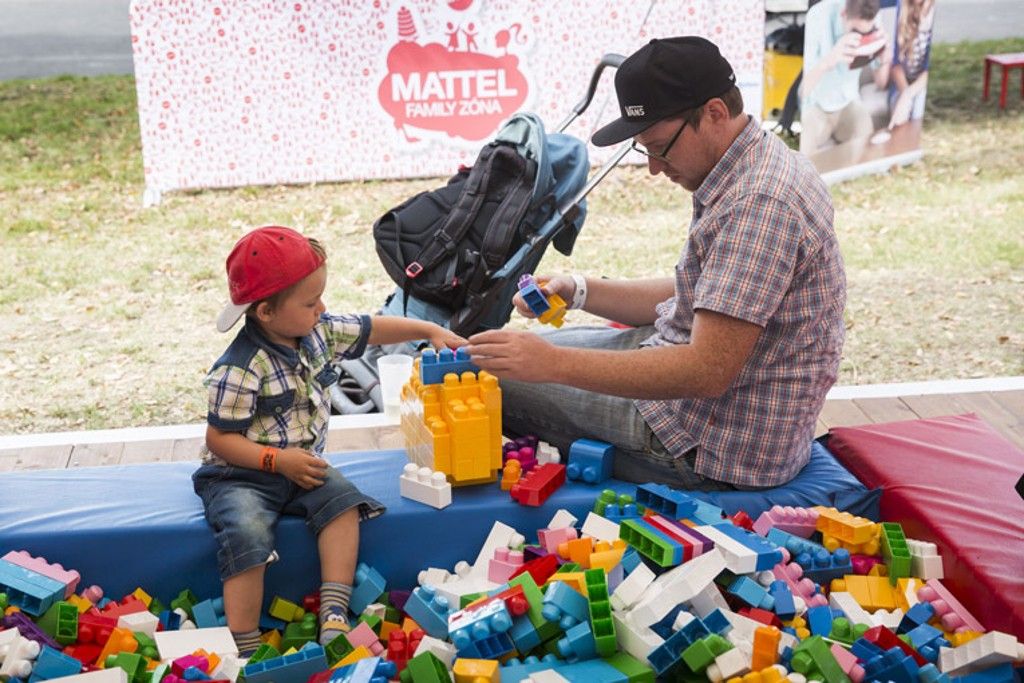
[454, 657, 501, 682]
[95, 627, 137, 667]
[830, 575, 898, 611]
[260, 629, 282, 650]
[727, 664, 786, 683]
[67, 595, 93, 613]
[335, 645, 373, 667]
[589, 541, 627, 573]
[448, 399, 492, 485]
[130, 588, 153, 608]
[815, 507, 880, 554]
[558, 537, 596, 569]
[544, 572, 587, 595]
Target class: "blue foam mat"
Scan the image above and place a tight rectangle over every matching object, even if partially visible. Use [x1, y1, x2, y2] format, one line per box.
[0, 441, 875, 605]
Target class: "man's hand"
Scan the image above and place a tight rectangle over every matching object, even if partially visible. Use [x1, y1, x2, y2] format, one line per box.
[276, 448, 328, 489]
[513, 275, 576, 319]
[466, 329, 561, 382]
[829, 32, 861, 68]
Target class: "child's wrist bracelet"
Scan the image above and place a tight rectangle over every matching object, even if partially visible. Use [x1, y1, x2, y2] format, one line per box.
[259, 446, 278, 473]
[569, 274, 588, 310]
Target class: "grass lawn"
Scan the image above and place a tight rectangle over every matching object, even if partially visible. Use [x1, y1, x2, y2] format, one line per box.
[0, 39, 1021, 435]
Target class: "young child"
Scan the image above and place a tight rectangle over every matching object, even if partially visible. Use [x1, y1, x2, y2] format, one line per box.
[192, 225, 466, 655]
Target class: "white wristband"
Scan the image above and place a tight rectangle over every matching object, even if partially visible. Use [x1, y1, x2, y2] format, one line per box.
[569, 274, 588, 311]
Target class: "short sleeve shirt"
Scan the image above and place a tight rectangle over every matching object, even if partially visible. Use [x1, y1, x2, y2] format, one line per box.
[635, 117, 846, 487]
[803, 0, 863, 113]
[200, 314, 371, 464]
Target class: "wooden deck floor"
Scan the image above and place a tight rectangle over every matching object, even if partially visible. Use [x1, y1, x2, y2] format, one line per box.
[1, 383, 1021, 472]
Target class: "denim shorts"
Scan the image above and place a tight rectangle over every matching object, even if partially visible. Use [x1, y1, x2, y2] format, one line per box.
[192, 463, 385, 580]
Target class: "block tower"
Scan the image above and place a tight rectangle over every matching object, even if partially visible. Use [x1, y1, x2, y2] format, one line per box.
[400, 348, 502, 486]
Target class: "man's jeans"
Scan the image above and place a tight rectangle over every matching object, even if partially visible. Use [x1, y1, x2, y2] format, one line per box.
[500, 325, 735, 492]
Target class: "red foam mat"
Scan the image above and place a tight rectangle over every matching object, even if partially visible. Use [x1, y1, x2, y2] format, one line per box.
[828, 413, 1024, 639]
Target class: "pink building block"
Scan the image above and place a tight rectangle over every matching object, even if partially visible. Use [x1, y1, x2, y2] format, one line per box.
[917, 579, 986, 634]
[772, 548, 828, 608]
[537, 526, 577, 554]
[752, 506, 820, 538]
[487, 548, 524, 584]
[346, 621, 385, 656]
[505, 446, 538, 473]
[831, 642, 865, 683]
[850, 554, 883, 575]
[2, 550, 81, 598]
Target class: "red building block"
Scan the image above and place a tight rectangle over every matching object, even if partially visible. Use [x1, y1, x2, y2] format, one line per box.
[509, 463, 565, 506]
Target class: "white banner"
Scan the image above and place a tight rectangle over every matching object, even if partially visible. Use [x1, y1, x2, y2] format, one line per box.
[130, 0, 764, 198]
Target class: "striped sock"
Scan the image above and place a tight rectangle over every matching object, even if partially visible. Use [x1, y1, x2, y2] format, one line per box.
[319, 582, 353, 645]
[232, 629, 262, 657]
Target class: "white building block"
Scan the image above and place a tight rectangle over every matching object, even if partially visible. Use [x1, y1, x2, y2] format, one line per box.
[707, 646, 751, 682]
[413, 635, 457, 668]
[907, 539, 944, 580]
[418, 567, 454, 587]
[399, 463, 452, 509]
[537, 441, 561, 465]
[117, 610, 160, 637]
[547, 509, 577, 529]
[529, 670, 570, 683]
[938, 631, 1022, 676]
[610, 562, 655, 613]
[693, 525, 760, 574]
[673, 610, 697, 632]
[870, 608, 904, 630]
[581, 511, 620, 544]
[154, 626, 237, 660]
[724, 610, 797, 653]
[0, 632, 41, 680]
[211, 654, 245, 683]
[47, 669, 129, 683]
[627, 549, 727, 627]
[829, 592, 873, 627]
[613, 611, 664, 662]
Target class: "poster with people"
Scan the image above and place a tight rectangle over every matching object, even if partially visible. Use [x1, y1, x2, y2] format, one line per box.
[129, 1, 764, 201]
[800, 0, 936, 181]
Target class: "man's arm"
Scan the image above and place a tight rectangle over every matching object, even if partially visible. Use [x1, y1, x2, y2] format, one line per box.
[467, 308, 761, 399]
[580, 277, 676, 327]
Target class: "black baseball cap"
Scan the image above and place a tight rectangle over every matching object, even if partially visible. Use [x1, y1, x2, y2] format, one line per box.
[592, 36, 737, 147]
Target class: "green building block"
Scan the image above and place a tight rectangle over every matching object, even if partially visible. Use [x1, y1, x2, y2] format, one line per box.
[880, 522, 912, 585]
[508, 572, 561, 644]
[459, 592, 488, 608]
[170, 589, 198, 619]
[323, 632, 354, 666]
[682, 633, 732, 673]
[269, 596, 306, 622]
[132, 631, 159, 660]
[584, 568, 617, 657]
[620, 518, 679, 567]
[246, 643, 281, 665]
[38, 601, 79, 645]
[791, 635, 851, 683]
[107, 652, 145, 683]
[148, 663, 170, 683]
[828, 617, 869, 646]
[357, 613, 382, 633]
[147, 597, 166, 616]
[605, 651, 656, 683]
[399, 651, 448, 683]
[281, 613, 317, 651]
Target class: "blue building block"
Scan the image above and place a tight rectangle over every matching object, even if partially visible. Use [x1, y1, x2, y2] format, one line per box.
[402, 585, 453, 639]
[350, 563, 387, 616]
[518, 276, 554, 317]
[950, 663, 1015, 683]
[769, 580, 797, 620]
[501, 655, 565, 683]
[458, 631, 515, 660]
[566, 439, 615, 484]
[797, 548, 853, 585]
[918, 663, 951, 683]
[635, 483, 697, 519]
[449, 599, 513, 652]
[555, 658, 630, 683]
[158, 609, 181, 631]
[191, 597, 227, 628]
[861, 646, 919, 683]
[729, 576, 775, 611]
[650, 605, 688, 640]
[766, 527, 828, 559]
[906, 623, 949, 663]
[602, 502, 643, 523]
[419, 347, 479, 385]
[28, 646, 82, 683]
[646, 616, 711, 676]
[708, 523, 783, 571]
[542, 580, 589, 630]
[702, 609, 733, 636]
[0, 559, 65, 616]
[243, 642, 328, 683]
[899, 602, 936, 634]
[556, 621, 597, 662]
[509, 614, 543, 653]
[327, 656, 398, 683]
[850, 637, 885, 663]
[805, 605, 834, 637]
[619, 548, 642, 574]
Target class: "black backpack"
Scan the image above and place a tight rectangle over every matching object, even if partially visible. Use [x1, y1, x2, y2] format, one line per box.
[372, 113, 589, 336]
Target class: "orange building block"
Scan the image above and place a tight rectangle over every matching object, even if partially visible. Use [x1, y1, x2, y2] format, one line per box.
[751, 626, 782, 671]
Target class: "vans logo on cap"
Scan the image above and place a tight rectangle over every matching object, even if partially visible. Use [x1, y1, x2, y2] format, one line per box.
[624, 105, 645, 117]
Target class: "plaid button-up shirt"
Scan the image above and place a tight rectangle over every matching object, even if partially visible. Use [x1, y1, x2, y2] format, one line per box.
[200, 314, 370, 465]
[636, 117, 846, 487]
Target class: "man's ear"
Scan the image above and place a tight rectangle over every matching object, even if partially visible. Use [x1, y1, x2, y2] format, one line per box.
[706, 97, 730, 123]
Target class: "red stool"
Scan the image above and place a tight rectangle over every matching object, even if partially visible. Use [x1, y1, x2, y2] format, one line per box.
[983, 52, 1024, 109]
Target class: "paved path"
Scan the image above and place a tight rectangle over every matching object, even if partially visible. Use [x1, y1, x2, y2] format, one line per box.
[1, 0, 1023, 81]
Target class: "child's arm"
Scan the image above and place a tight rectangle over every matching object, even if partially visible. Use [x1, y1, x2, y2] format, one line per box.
[367, 316, 467, 349]
[205, 426, 328, 490]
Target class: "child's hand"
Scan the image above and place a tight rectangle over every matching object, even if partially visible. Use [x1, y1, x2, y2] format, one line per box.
[428, 326, 468, 350]
[513, 275, 574, 318]
[276, 447, 328, 489]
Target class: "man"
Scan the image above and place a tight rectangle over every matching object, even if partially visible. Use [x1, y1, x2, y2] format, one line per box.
[466, 36, 845, 491]
[801, 0, 892, 154]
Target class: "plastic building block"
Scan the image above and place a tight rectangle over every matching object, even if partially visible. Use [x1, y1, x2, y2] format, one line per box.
[0, 558, 65, 616]
[789, 635, 851, 683]
[448, 597, 513, 652]
[681, 633, 732, 673]
[190, 598, 226, 629]
[500, 459, 522, 491]
[767, 580, 796, 620]
[399, 463, 453, 509]
[729, 576, 775, 611]
[510, 463, 566, 506]
[766, 527, 828, 560]
[861, 625, 928, 666]
[541, 580, 588, 631]
[814, 507, 880, 555]
[242, 643, 327, 683]
[618, 517, 682, 567]
[752, 626, 782, 671]
[452, 657, 500, 682]
[648, 615, 712, 676]
[517, 274, 568, 328]
[538, 525, 578, 553]
[805, 605, 834, 637]
[328, 656, 398, 683]
[594, 490, 640, 520]
[403, 585, 454, 639]
[797, 548, 853, 585]
[906, 623, 950, 663]
[582, 568, 616, 657]
[280, 613, 317, 651]
[752, 506, 820, 538]
[37, 601, 79, 646]
[906, 539, 944, 581]
[487, 547, 524, 583]
[916, 579, 985, 634]
[398, 650, 449, 683]
[0, 629, 42, 680]
[351, 563, 387, 617]
[565, 439, 614, 484]
[31, 644, 83, 681]
[704, 522, 783, 571]
[634, 483, 697, 519]
[937, 631, 1021, 676]
[829, 575, 898, 612]
[609, 561, 655, 613]
[268, 596, 305, 623]
[626, 549, 727, 629]
[2, 551, 81, 599]
[880, 522, 912, 584]
[419, 347, 479, 384]
[860, 645, 920, 683]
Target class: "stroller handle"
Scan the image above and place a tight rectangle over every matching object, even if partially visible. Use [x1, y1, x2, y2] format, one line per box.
[555, 53, 626, 133]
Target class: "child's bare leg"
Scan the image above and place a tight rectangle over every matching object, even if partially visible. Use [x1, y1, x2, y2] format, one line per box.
[224, 564, 265, 654]
[317, 507, 360, 644]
